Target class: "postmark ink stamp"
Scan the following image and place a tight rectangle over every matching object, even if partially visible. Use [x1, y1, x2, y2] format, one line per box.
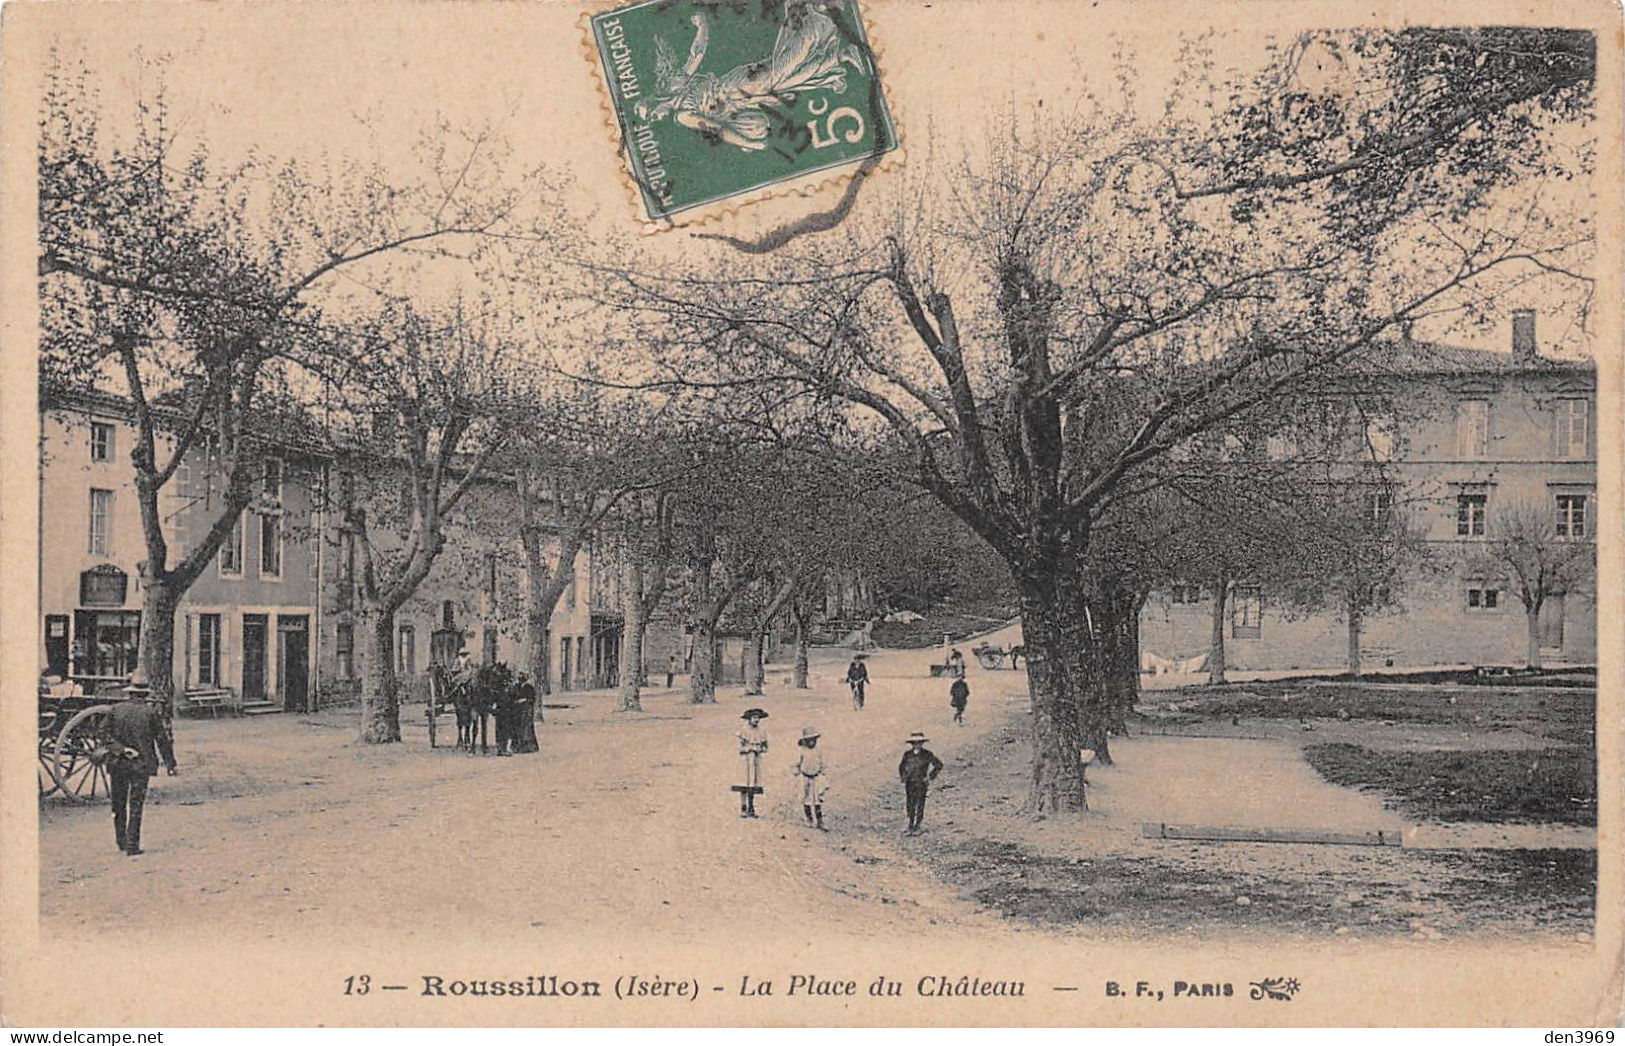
[588, 0, 898, 222]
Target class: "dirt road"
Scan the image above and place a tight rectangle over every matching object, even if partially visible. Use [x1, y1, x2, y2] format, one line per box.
[41, 632, 1030, 944]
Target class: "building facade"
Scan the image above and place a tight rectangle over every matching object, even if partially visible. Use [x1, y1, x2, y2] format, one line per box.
[1139, 315, 1598, 673]
[40, 390, 326, 712]
[39, 392, 639, 712]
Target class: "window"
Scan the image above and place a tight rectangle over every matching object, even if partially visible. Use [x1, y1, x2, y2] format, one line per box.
[1456, 493, 1487, 538]
[336, 623, 354, 681]
[258, 512, 282, 578]
[220, 512, 245, 575]
[442, 600, 456, 628]
[1169, 584, 1202, 605]
[340, 531, 356, 582]
[262, 458, 284, 503]
[88, 488, 113, 555]
[566, 570, 577, 610]
[1466, 584, 1503, 612]
[1364, 414, 1398, 462]
[398, 624, 416, 676]
[1366, 489, 1393, 530]
[1456, 400, 1490, 459]
[1231, 585, 1262, 639]
[197, 614, 222, 687]
[90, 421, 114, 463]
[1554, 399, 1588, 459]
[1555, 494, 1587, 539]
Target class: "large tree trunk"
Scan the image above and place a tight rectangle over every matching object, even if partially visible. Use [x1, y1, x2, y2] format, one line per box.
[792, 610, 810, 689]
[1525, 602, 1543, 670]
[745, 632, 765, 696]
[689, 617, 719, 703]
[1016, 567, 1090, 814]
[360, 608, 401, 743]
[618, 543, 644, 712]
[523, 554, 557, 702]
[1097, 586, 1144, 744]
[1346, 597, 1364, 678]
[137, 581, 181, 715]
[1207, 574, 1230, 685]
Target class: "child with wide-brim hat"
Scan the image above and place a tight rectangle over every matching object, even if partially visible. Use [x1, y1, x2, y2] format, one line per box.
[898, 731, 944, 835]
[735, 709, 769, 818]
[794, 726, 829, 830]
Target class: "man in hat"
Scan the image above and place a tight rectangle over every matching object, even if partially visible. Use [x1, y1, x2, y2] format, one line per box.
[845, 655, 869, 711]
[735, 708, 769, 818]
[794, 727, 829, 830]
[106, 687, 177, 856]
[898, 731, 944, 835]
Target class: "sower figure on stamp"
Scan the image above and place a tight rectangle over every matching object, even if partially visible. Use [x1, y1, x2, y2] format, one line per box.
[898, 731, 943, 836]
[107, 688, 177, 856]
[794, 727, 829, 831]
[734, 708, 769, 818]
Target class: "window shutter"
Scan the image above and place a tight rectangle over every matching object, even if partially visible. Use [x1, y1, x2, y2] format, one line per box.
[184, 614, 195, 690]
[1551, 404, 1563, 459]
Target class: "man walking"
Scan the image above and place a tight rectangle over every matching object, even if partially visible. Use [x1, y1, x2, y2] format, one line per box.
[666, 653, 678, 689]
[898, 731, 943, 835]
[107, 689, 177, 856]
[949, 676, 970, 725]
[846, 655, 869, 710]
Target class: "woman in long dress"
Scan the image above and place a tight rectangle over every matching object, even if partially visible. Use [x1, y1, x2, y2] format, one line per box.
[634, 3, 869, 152]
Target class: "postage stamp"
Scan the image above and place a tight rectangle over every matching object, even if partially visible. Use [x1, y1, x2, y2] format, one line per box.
[588, 0, 898, 222]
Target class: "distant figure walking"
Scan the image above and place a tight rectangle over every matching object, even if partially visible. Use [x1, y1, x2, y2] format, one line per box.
[794, 727, 829, 831]
[947, 647, 966, 680]
[106, 689, 178, 856]
[734, 708, 769, 818]
[846, 655, 869, 710]
[949, 677, 969, 726]
[512, 672, 538, 754]
[666, 653, 678, 689]
[898, 731, 944, 835]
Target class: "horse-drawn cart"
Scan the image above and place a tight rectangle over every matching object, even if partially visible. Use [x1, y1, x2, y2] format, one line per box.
[972, 642, 1025, 671]
[37, 682, 132, 802]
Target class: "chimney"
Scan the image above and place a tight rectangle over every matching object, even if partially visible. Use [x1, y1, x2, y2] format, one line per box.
[1511, 309, 1537, 361]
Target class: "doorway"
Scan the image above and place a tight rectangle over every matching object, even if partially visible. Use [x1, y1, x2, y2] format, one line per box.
[277, 615, 310, 712]
[242, 614, 269, 702]
[44, 615, 69, 678]
[1538, 593, 1566, 656]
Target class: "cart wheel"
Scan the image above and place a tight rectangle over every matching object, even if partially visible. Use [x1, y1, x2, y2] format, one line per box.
[51, 704, 114, 803]
[975, 650, 1003, 671]
[38, 718, 61, 798]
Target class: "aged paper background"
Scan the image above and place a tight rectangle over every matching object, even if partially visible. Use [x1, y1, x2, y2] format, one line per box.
[0, 0, 1620, 1027]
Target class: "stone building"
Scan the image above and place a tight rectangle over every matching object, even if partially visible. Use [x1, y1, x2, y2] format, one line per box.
[1139, 313, 1598, 672]
[39, 387, 327, 712]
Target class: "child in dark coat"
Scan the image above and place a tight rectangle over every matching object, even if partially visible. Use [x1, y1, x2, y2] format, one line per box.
[898, 731, 944, 835]
[949, 677, 969, 725]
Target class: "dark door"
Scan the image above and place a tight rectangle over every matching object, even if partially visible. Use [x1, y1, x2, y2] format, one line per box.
[278, 615, 309, 712]
[44, 615, 69, 678]
[242, 614, 268, 702]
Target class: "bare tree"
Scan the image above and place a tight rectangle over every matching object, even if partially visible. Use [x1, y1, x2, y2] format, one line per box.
[599, 30, 1593, 812]
[1473, 498, 1595, 670]
[39, 64, 540, 714]
[339, 304, 511, 742]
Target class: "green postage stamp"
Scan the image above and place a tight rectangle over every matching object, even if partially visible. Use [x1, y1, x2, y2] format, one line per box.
[589, 0, 898, 221]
